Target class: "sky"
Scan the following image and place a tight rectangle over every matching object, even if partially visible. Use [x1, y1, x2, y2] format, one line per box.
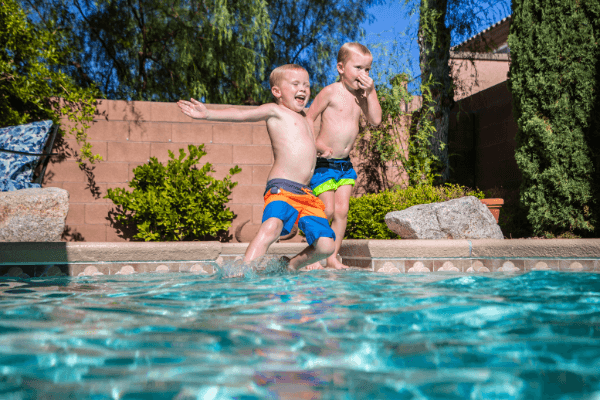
[359, 0, 512, 93]
[361, 1, 421, 89]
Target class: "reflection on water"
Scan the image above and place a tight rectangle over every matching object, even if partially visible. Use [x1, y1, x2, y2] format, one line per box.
[1, 264, 600, 399]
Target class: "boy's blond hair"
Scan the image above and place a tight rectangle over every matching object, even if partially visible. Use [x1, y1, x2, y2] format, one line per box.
[337, 42, 372, 65]
[269, 64, 308, 88]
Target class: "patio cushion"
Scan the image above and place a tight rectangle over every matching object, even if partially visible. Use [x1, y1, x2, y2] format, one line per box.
[0, 120, 54, 192]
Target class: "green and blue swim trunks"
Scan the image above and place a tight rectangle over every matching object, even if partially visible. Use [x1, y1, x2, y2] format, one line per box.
[309, 157, 357, 197]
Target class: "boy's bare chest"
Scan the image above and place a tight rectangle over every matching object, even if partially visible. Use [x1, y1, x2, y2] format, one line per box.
[326, 93, 362, 119]
[268, 112, 312, 138]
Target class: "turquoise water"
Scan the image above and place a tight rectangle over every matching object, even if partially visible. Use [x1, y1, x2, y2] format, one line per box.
[1, 267, 600, 399]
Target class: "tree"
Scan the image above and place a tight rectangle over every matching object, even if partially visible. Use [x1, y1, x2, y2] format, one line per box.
[416, 0, 510, 181]
[1, 0, 101, 163]
[23, 0, 271, 104]
[265, 0, 380, 93]
[508, 0, 600, 235]
[418, 0, 452, 181]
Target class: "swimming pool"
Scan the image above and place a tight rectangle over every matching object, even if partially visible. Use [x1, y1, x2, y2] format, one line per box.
[1, 267, 599, 399]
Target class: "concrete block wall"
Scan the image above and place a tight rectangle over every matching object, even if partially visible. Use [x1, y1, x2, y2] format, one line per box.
[46, 79, 515, 243]
[48, 100, 408, 242]
[48, 100, 278, 242]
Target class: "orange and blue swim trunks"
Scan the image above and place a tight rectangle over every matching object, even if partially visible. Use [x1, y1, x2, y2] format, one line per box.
[309, 157, 357, 196]
[262, 178, 336, 245]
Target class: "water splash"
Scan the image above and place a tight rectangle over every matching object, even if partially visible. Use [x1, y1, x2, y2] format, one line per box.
[215, 256, 292, 279]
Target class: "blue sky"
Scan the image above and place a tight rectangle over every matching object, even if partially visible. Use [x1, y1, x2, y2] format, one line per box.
[359, 0, 512, 93]
[361, 1, 421, 87]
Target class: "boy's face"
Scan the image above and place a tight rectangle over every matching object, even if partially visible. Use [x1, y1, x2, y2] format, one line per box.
[337, 51, 373, 92]
[271, 69, 310, 112]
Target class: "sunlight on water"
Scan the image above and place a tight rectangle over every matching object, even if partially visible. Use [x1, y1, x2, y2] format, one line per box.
[1, 266, 600, 399]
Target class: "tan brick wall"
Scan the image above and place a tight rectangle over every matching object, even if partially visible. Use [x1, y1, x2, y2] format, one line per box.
[49, 100, 280, 242]
[49, 100, 405, 243]
[48, 71, 512, 243]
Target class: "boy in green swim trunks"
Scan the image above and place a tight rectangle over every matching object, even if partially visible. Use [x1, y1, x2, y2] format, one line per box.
[178, 64, 335, 271]
[306, 43, 382, 269]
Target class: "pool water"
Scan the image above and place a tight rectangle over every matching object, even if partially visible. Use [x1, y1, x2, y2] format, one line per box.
[1, 266, 600, 399]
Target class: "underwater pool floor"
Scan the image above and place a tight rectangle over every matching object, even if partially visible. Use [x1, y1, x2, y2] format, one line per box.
[1, 268, 599, 399]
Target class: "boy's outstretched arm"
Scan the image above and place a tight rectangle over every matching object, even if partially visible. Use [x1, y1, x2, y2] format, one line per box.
[178, 98, 277, 122]
[357, 74, 382, 126]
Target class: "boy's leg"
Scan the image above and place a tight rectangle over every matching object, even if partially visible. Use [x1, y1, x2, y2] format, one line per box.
[324, 184, 353, 269]
[304, 190, 336, 270]
[243, 217, 284, 264]
[288, 237, 336, 270]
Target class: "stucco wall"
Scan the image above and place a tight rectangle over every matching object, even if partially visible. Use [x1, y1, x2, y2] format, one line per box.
[450, 53, 510, 100]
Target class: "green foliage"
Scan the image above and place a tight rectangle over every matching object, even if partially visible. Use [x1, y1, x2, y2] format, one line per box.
[346, 183, 484, 239]
[266, 0, 380, 95]
[403, 75, 443, 186]
[0, 0, 101, 163]
[25, 0, 271, 104]
[508, 0, 600, 235]
[105, 145, 240, 241]
[356, 73, 442, 190]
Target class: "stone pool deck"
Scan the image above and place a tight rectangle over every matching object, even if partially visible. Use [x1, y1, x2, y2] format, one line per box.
[1, 239, 600, 277]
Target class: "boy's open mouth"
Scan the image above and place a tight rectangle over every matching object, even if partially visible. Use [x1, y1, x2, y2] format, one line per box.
[295, 94, 306, 104]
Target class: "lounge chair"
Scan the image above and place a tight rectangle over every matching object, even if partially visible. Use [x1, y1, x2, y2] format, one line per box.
[0, 120, 59, 192]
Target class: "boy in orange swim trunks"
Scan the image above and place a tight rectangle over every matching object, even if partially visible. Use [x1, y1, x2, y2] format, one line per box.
[306, 43, 382, 269]
[177, 64, 335, 271]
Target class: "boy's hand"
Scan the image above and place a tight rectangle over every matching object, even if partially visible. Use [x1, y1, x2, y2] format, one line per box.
[357, 73, 375, 96]
[177, 98, 208, 119]
[318, 146, 334, 158]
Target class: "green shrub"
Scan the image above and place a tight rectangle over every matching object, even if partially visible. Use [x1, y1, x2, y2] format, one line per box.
[346, 184, 484, 239]
[105, 145, 240, 241]
[508, 0, 600, 235]
[0, 0, 102, 163]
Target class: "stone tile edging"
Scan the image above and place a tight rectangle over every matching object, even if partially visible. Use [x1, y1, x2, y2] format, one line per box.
[1, 239, 600, 277]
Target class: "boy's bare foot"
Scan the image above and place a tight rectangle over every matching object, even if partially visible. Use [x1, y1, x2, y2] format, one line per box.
[304, 261, 324, 270]
[325, 259, 349, 270]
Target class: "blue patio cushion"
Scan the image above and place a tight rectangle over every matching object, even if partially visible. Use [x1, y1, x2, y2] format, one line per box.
[0, 120, 53, 191]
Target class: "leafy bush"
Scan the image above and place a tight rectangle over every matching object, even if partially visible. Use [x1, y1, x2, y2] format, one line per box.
[508, 0, 600, 235]
[346, 184, 484, 239]
[1, 0, 101, 163]
[105, 145, 240, 241]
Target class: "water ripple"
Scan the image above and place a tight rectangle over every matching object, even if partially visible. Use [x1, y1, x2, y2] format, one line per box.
[0, 269, 599, 398]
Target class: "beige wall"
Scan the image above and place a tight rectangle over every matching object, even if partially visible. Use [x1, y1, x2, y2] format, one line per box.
[50, 100, 407, 243]
[451, 53, 510, 100]
[47, 53, 510, 243]
[50, 100, 281, 242]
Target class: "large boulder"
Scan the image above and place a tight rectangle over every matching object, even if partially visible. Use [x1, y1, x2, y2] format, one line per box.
[0, 187, 69, 242]
[385, 196, 504, 239]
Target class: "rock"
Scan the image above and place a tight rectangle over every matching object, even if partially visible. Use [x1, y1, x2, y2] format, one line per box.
[385, 196, 504, 240]
[0, 187, 69, 242]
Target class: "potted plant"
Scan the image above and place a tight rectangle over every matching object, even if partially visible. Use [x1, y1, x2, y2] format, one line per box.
[480, 198, 504, 223]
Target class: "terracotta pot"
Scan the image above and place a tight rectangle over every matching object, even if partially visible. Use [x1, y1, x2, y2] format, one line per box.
[480, 198, 504, 223]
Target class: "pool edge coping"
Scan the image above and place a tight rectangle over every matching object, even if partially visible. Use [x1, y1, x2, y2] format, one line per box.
[2, 239, 600, 264]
